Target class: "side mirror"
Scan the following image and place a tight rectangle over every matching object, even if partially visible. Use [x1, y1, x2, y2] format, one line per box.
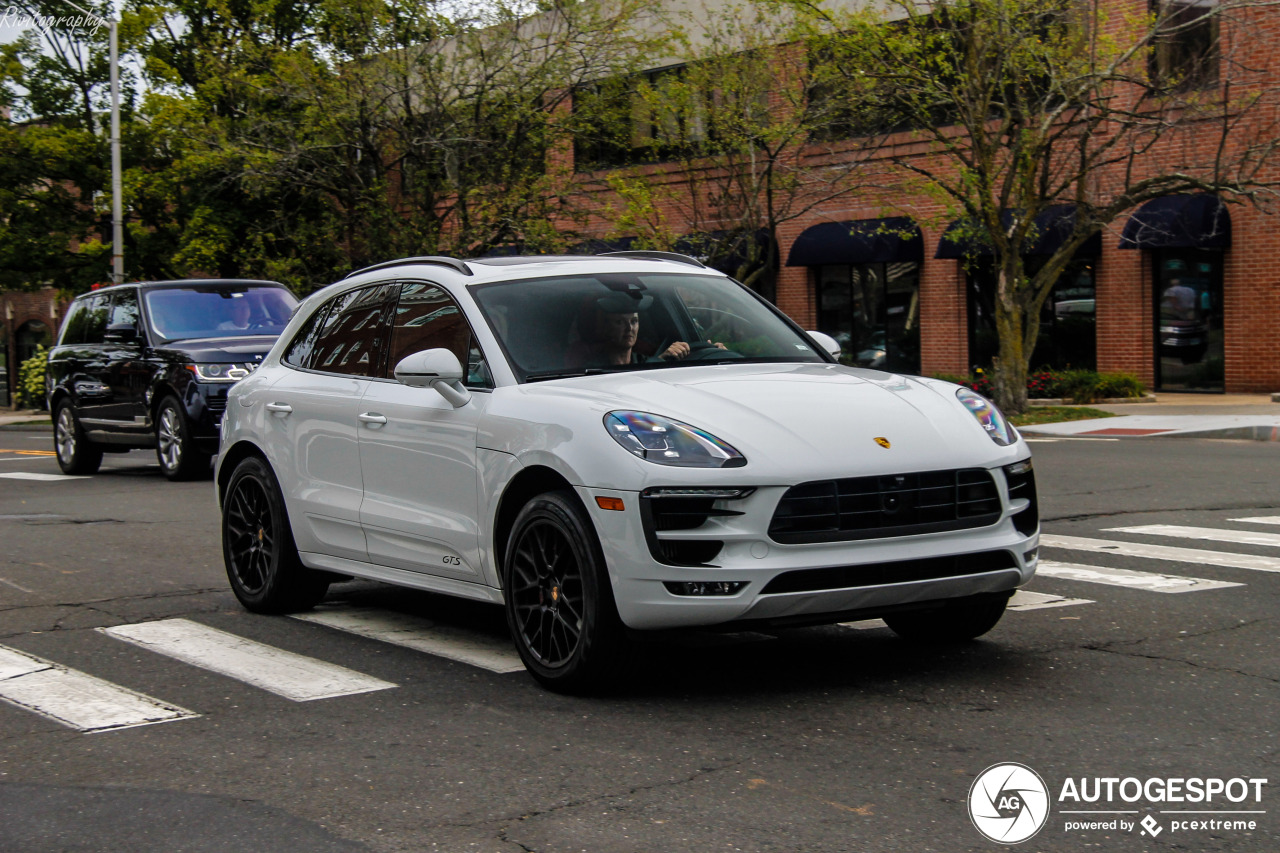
[805, 331, 842, 360]
[393, 348, 472, 408]
[104, 323, 139, 344]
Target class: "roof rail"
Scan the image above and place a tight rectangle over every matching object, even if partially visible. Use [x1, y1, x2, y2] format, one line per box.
[598, 251, 707, 269]
[344, 256, 473, 279]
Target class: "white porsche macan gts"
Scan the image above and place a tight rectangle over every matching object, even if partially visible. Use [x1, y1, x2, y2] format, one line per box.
[216, 253, 1039, 691]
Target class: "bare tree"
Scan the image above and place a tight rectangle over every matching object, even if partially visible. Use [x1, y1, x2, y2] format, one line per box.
[792, 0, 1280, 411]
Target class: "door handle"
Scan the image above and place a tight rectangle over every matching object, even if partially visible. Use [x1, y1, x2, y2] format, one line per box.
[358, 412, 388, 427]
[265, 402, 293, 416]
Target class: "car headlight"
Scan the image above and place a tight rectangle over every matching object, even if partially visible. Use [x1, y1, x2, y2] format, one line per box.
[604, 411, 746, 468]
[956, 387, 1016, 446]
[187, 363, 250, 382]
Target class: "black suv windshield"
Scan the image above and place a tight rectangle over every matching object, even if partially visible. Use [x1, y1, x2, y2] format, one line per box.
[470, 272, 827, 382]
[144, 285, 298, 343]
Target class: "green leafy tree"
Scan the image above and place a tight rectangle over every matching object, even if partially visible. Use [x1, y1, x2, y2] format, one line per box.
[0, 0, 129, 292]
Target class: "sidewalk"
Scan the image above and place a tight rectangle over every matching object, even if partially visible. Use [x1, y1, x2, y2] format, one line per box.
[1020, 393, 1280, 440]
[0, 409, 51, 429]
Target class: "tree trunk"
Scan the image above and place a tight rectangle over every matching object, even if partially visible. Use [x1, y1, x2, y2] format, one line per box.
[991, 265, 1030, 415]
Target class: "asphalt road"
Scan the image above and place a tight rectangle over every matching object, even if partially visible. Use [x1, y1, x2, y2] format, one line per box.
[0, 427, 1277, 852]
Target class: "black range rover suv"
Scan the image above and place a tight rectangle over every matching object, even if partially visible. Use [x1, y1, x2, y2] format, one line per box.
[47, 280, 299, 480]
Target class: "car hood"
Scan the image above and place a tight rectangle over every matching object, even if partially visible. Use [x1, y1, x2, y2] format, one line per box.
[153, 335, 279, 363]
[483, 363, 1022, 485]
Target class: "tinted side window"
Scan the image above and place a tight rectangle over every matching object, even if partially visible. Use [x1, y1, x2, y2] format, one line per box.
[108, 289, 140, 330]
[308, 285, 398, 377]
[387, 282, 490, 387]
[59, 300, 89, 345]
[76, 295, 109, 345]
[282, 302, 331, 369]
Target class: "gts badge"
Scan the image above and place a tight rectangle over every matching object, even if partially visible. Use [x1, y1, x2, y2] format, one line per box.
[874, 437, 891, 449]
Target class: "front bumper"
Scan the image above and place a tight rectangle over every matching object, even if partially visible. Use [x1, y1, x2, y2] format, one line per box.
[578, 468, 1038, 631]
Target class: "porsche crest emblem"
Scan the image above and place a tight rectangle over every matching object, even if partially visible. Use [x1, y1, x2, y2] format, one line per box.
[874, 437, 891, 449]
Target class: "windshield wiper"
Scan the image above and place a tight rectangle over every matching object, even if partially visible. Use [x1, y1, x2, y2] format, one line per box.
[525, 368, 613, 382]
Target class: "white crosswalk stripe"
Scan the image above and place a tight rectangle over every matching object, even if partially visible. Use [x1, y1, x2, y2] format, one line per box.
[1229, 516, 1280, 526]
[100, 619, 396, 701]
[1039, 534, 1280, 574]
[839, 589, 1093, 631]
[1008, 590, 1094, 611]
[0, 645, 197, 732]
[1035, 560, 1241, 593]
[0, 472, 88, 481]
[292, 607, 524, 674]
[1107, 524, 1280, 549]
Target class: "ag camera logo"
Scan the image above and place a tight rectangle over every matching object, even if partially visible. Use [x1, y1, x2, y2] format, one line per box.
[969, 763, 1050, 844]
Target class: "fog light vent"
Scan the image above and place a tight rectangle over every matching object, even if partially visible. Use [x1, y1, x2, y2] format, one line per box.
[663, 581, 746, 596]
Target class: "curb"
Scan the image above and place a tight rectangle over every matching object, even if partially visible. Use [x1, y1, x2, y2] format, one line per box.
[1027, 394, 1157, 407]
[1020, 424, 1280, 441]
[0, 419, 51, 431]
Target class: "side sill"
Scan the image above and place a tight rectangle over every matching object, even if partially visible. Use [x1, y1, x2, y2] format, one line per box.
[299, 552, 505, 605]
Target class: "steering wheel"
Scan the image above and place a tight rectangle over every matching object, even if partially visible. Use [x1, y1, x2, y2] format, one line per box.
[684, 341, 744, 361]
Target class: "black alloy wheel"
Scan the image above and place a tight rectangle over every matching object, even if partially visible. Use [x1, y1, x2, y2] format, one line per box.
[155, 396, 211, 481]
[53, 400, 102, 475]
[222, 455, 329, 613]
[504, 490, 625, 692]
[883, 591, 1011, 642]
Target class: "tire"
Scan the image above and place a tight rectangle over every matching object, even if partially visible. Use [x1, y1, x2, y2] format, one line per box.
[53, 400, 103, 475]
[155, 396, 211, 481]
[503, 490, 626, 693]
[883, 592, 1011, 643]
[221, 455, 330, 613]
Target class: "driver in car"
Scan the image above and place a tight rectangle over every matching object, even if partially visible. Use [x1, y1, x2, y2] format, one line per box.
[569, 293, 725, 367]
[217, 298, 253, 330]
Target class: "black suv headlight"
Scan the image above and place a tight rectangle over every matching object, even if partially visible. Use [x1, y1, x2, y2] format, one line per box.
[187, 364, 251, 383]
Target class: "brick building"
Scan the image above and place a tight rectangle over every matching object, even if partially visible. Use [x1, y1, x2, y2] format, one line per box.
[0, 289, 62, 408]
[559, 0, 1280, 394]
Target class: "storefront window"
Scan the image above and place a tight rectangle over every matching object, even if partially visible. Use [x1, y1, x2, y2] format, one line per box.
[816, 262, 920, 373]
[967, 259, 1097, 371]
[1155, 251, 1223, 391]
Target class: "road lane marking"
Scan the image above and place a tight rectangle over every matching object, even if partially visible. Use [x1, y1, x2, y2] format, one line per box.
[1036, 560, 1242, 593]
[292, 607, 524, 674]
[0, 449, 56, 456]
[1230, 516, 1280, 526]
[0, 473, 88, 481]
[1008, 590, 1093, 611]
[0, 576, 37, 594]
[838, 590, 1092, 629]
[1041, 534, 1280, 574]
[1106, 524, 1280, 549]
[0, 645, 196, 732]
[100, 619, 396, 701]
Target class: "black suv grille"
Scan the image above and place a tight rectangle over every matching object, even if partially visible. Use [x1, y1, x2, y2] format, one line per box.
[768, 468, 1001, 544]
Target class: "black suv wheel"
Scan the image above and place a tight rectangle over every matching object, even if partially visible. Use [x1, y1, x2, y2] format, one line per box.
[53, 400, 103, 475]
[156, 396, 211, 481]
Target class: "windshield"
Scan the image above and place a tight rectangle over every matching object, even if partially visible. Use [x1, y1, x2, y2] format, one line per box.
[143, 285, 299, 343]
[470, 273, 827, 382]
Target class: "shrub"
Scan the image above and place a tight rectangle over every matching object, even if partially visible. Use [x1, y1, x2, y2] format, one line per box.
[936, 367, 1145, 403]
[15, 346, 48, 410]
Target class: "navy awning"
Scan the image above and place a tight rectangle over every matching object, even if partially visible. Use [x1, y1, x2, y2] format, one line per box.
[786, 217, 923, 266]
[1118, 194, 1231, 249]
[935, 206, 1101, 259]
